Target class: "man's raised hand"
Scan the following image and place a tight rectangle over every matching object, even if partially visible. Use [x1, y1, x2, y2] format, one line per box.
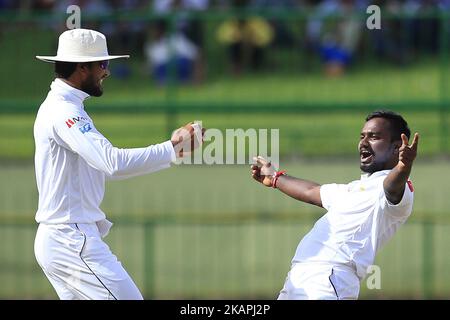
[398, 133, 419, 171]
[251, 156, 275, 187]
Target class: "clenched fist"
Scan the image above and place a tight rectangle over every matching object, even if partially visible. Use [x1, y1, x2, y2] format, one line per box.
[171, 122, 205, 157]
[251, 156, 276, 187]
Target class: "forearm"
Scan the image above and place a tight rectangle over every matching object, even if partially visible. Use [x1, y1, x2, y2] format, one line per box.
[276, 175, 323, 207]
[383, 163, 411, 204]
[105, 140, 175, 178]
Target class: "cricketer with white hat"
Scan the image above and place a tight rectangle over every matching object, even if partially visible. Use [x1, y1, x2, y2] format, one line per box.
[33, 29, 204, 299]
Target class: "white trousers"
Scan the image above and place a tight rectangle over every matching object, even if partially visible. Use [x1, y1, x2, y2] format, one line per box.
[34, 223, 143, 300]
[277, 262, 360, 300]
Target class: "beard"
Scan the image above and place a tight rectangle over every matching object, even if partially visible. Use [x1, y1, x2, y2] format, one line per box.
[81, 74, 103, 97]
[360, 160, 385, 174]
[360, 146, 397, 174]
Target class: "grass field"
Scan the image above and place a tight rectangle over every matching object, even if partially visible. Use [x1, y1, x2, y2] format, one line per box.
[0, 219, 435, 299]
[0, 161, 449, 299]
[0, 110, 446, 161]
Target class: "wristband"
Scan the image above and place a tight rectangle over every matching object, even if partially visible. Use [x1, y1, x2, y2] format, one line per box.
[272, 170, 286, 189]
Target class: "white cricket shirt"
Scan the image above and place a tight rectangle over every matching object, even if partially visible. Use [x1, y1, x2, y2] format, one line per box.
[292, 170, 414, 279]
[34, 79, 176, 225]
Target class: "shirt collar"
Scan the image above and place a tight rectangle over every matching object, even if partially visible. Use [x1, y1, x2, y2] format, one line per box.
[360, 169, 391, 180]
[51, 78, 90, 107]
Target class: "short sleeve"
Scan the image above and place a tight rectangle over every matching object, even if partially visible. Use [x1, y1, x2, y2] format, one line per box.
[320, 183, 348, 210]
[382, 180, 414, 219]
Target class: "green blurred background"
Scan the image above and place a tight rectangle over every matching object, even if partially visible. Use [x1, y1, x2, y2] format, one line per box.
[0, 1, 449, 299]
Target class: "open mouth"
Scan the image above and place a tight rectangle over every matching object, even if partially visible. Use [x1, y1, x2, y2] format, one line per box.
[360, 150, 373, 164]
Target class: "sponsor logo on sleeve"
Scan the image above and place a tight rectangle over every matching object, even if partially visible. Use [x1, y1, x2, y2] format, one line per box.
[79, 123, 92, 134]
[65, 116, 89, 128]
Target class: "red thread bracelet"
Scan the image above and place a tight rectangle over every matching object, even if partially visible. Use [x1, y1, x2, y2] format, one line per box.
[272, 170, 286, 189]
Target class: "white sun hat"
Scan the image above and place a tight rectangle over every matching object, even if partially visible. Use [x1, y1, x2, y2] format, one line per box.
[36, 28, 129, 63]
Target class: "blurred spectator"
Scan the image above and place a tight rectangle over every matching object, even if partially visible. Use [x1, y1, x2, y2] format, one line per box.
[306, 0, 362, 77]
[249, 0, 298, 48]
[153, 0, 209, 82]
[107, 0, 150, 79]
[144, 19, 200, 85]
[216, 0, 274, 76]
[217, 16, 274, 75]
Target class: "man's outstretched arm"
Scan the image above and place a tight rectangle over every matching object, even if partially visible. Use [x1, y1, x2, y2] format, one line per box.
[251, 156, 323, 208]
[383, 133, 419, 205]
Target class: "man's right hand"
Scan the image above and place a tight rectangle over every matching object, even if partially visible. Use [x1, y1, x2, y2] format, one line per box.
[251, 156, 275, 187]
[171, 122, 205, 157]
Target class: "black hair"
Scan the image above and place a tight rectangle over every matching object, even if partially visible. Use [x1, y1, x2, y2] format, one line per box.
[366, 110, 411, 141]
[54, 61, 78, 79]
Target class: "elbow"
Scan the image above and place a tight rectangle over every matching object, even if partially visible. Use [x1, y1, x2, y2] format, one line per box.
[386, 193, 402, 205]
[305, 186, 322, 208]
[385, 189, 404, 205]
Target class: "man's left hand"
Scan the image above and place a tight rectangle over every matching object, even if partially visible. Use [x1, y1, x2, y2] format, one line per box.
[398, 132, 419, 171]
